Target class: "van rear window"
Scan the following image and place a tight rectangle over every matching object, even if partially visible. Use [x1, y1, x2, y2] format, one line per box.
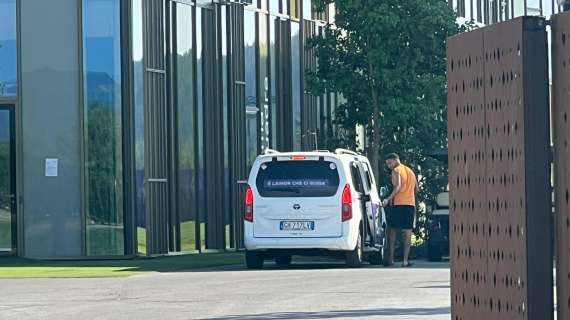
[256, 160, 340, 197]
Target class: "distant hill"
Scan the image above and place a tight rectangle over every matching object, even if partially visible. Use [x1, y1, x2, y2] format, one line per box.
[84, 37, 120, 108]
[0, 39, 17, 96]
[85, 71, 119, 108]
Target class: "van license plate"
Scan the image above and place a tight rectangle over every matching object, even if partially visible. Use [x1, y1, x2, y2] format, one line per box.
[280, 221, 315, 231]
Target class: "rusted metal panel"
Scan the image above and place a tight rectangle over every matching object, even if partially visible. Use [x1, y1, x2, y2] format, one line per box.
[552, 11, 570, 320]
[448, 26, 488, 319]
[448, 17, 552, 320]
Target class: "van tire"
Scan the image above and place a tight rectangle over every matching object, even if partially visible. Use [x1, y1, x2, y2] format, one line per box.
[275, 255, 292, 266]
[245, 251, 264, 269]
[368, 250, 383, 265]
[346, 233, 363, 267]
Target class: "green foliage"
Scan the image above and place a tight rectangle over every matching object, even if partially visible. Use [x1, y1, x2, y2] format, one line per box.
[0, 143, 12, 248]
[0, 253, 244, 278]
[86, 104, 123, 226]
[176, 51, 196, 170]
[0, 143, 9, 207]
[307, 0, 461, 239]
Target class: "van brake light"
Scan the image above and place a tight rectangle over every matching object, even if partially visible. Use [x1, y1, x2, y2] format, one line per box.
[342, 184, 352, 221]
[244, 186, 254, 222]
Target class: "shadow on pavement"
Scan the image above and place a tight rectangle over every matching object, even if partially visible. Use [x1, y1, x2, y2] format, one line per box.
[200, 307, 450, 320]
[172, 258, 450, 273]
[411, 279, 451, 289]
[0, 254, 449, 274]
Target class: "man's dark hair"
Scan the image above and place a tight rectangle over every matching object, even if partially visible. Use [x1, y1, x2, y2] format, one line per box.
[385, 153, 400, 161]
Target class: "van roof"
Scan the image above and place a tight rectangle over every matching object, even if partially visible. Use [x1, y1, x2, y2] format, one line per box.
[255, 150, 366, 162]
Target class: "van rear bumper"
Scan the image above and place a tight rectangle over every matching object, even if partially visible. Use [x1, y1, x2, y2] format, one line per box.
[244, 220, 359, 252]
[244, 235, 354, 251]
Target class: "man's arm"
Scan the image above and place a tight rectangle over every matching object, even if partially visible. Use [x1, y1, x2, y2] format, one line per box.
[414, 174, 419, 194]
[382, 170, 401, 206]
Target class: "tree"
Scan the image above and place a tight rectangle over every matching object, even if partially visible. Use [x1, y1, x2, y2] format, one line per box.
[307, 0, 461, 238]
[87, 103, 123, 225]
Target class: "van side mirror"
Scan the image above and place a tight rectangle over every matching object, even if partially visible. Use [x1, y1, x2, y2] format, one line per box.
[379, 186, 388, 198]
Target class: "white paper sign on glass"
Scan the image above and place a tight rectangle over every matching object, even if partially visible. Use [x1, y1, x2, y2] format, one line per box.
[45, 158, 58, 177]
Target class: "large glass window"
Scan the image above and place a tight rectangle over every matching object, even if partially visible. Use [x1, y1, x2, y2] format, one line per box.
[0, 108, 14, 252]
[302, 0, 312, 20]
[281, 0, 288, 14]
[175, 3, 197, 252]
[132, 0, 146, 255]
[291, 21, 301, 151]
[245, 11, 258, 166]
[513, 0, 525, 17]
[259, 14, 270, 153]
[543, 0, 554, 16]
[527, 0, 541, 14]
[472, 0, 479, 22]
[269, 0, 279, 13]
[290, 0, 299, 18]
[259, 0, 268, 10]
[255, 160, 340, 198]
[0, 0, 17, 97]
[82, 0, 124, 256]
[330, 91, 337, 135]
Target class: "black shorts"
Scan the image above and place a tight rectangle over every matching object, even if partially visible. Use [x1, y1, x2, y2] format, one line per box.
[386, 205, 415, 230]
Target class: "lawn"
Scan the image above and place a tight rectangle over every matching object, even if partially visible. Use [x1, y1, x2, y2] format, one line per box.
[0, 252, 244, 279]
[138, 221, 197, 253]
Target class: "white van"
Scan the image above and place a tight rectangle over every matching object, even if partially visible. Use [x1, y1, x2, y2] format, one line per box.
[243, 149, 386, 269]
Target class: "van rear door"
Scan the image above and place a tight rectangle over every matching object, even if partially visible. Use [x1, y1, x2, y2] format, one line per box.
[253, 158, 342, 238]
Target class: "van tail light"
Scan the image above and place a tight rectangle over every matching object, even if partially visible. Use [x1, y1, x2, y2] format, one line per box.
[341, 184, 352, 222]
[244, 186, 254, 222]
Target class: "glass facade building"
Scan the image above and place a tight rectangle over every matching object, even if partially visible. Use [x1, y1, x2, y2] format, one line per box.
[452, 0, 563, 24]
[0, 0, 342, 258]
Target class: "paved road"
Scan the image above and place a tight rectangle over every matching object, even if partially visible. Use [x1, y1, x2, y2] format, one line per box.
[0, 260, 450, 320]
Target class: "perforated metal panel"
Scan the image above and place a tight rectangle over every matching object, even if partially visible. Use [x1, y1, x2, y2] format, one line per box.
[552, 11, 570, 320]
[448, 26, 488, 319]
[448, 17, 552, 320]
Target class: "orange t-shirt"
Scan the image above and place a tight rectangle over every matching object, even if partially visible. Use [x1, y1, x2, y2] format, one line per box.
[393, 164, 417, 206]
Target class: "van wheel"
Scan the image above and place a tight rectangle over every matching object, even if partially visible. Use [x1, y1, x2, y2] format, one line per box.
[368, 250, 383, 265]
[346, 233, 363, 267]
[245, 251, 264, 269]
[275, 255, 292, 266]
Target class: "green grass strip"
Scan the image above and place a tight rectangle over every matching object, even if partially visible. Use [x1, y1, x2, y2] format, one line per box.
[0, 253, 243, 279]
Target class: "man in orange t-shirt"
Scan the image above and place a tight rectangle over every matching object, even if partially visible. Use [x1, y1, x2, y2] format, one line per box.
[382, 153, 417, 267]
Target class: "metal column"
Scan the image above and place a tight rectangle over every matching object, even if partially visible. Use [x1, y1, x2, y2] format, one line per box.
[552, 11, 570, 320]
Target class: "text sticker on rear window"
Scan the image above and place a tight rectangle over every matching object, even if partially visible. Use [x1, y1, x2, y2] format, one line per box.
[264, 179, 330, 188]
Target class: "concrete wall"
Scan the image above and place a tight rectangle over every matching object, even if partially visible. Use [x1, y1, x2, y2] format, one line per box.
[20, 0, 82, 257]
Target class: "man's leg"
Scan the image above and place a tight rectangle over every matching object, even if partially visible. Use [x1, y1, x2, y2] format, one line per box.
[402, 229, 412, 265]
[388, 227, 397, 264]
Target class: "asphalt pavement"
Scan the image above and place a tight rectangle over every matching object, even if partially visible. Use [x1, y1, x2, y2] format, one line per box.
[0, 259, 451, 320]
